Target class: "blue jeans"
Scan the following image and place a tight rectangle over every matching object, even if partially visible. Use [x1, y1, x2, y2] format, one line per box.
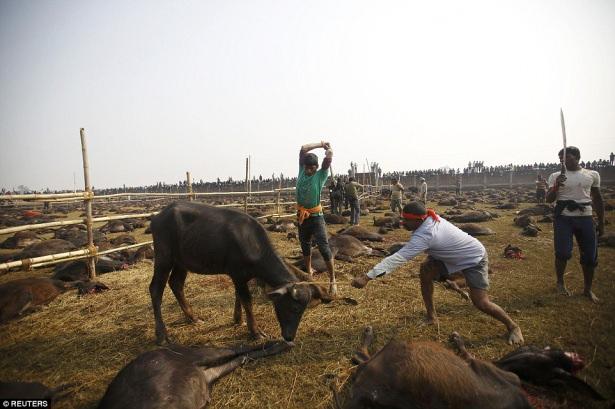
[298, 215, 332, 260]
[348, 197, 360, 225]
[553, 216, 597, 267]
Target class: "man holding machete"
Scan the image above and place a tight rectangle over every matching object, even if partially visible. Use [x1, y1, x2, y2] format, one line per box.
[546, 110, 604, 302]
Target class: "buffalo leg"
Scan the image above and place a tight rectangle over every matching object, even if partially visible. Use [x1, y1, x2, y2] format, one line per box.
[168, 264, 202, 324]
[202, 341, 291, 385]
[150, 257, 173, 345]
[351, 326, 374, 365]
[233, 292, 243, 325]
[450, 332, 474, 361]
[233, 279, 266, 339]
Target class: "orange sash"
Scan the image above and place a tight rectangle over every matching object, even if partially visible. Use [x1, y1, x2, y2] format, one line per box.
[297, 204, 322, 225]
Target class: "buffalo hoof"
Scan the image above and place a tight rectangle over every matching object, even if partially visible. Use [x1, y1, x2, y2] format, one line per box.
[251, 329, 268, 341]
[329, 283, 338, 297]
[583, 290, 600, 304]
[155, 333, 172, 346]
[188, 316, 205, 325]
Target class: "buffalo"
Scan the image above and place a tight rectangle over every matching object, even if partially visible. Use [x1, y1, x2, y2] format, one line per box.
[98, 340, 292, 409]
[149, 202, 331, 345]
[334, 327, 603, 409]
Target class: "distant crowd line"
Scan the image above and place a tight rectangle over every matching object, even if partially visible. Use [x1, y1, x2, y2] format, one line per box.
[3, 154, 614, 196]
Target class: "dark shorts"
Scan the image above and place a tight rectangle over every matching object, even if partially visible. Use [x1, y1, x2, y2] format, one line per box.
[553, 216, 597, 266]
[426, 255, 490, 290]
[536, 189, 546, 201]
[298, 215, 332, 260]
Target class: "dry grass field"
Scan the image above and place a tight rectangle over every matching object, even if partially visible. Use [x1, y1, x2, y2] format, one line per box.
[1, 192, 614, 409]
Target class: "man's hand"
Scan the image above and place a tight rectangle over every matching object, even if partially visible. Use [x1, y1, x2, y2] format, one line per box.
[351, 274, 372, 289]
[322, 141, 331, 150]
[555, 174, 567, 187]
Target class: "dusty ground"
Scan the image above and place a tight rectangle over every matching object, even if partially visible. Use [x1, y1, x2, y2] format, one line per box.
[0, 193, 614, 408]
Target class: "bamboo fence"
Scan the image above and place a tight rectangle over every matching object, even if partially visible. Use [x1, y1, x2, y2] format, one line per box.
[0, 132, 378, 274]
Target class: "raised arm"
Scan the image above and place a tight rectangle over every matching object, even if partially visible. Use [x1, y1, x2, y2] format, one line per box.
[299, 141, 331, 166]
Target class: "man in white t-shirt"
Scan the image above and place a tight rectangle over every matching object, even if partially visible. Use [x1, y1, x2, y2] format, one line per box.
[546, 146, 604, 303]
[351, 201, 524, 345]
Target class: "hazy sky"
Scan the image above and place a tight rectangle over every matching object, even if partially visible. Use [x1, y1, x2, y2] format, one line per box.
[1, 0, 614, 190]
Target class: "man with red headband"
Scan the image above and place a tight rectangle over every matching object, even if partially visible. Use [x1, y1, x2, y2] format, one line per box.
[351, 201, 524, 345]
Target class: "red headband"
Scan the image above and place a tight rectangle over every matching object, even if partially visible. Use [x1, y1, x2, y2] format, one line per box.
[402, 209, 440, 222]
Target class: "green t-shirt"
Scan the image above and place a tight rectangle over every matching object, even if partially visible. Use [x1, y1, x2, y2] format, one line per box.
[296, 166, 329, 215]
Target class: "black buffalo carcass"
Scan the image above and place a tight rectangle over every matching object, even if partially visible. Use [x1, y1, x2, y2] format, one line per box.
[334, 327, 604, 409]
[98, 340, 291, 409]
[149, 201, 331, 345]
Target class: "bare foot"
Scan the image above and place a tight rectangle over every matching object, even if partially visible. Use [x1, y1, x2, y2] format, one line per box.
[557, 283, 571, 296]
[583, 290, 600, 303]
[250, 328, 268, 340]
[507, 326, 524, 345]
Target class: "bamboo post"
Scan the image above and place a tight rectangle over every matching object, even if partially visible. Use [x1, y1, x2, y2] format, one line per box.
[276, 178, 282, 221]
[80, 128, 96, 279]
[244, 158, 249, 213]
[186, 171, 193, 201]
[509, 170, 513, 188]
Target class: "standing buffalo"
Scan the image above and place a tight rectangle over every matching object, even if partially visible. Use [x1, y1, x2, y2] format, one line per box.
[150, 202, 331, 345]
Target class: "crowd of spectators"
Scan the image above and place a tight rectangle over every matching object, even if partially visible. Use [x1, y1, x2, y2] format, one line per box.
[3, 157, 613, 196]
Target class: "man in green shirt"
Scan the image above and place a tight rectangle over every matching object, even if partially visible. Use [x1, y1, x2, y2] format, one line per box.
[296, 141, 336, 295]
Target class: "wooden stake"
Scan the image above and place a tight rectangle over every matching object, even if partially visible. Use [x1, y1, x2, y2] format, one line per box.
[80, 128, 96, 279]
[186, 171, 193, 201]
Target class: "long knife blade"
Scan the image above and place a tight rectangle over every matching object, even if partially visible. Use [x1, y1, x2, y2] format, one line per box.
[560, 108, 567, 174]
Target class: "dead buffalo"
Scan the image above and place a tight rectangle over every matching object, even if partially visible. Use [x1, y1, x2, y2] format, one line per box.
[335, 327, 530, 409]
[337, 226, 384, 242]
[447, 210, 494, 223]
[334, 327, 604, 409]
[521, 225, 541, 237]
[0, 381, 72, 403]
[517, 205, 552, 217]
[7, 239, 76, 261]
[55, 227, 107, 247]
[150, 202, 331, 345]
[324, 213, 348, 224]
[328, 235, 385, 262]
[52, 257, 127, 281]
[0, 231, 42, 249]
[98, 340, 291, 409]
[598, 232, 615, 248]
[372, 216, 400, 228]
[0, 278, 77, 323]
[110, 234, 137, 246]
[100, 220, 134, 233]
[267, 220, 295, 232]
[456, 223, 496, 236]
[513, 214, 536, 228]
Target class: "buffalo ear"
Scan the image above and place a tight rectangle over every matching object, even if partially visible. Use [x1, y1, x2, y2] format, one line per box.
[310, 284, 333, 304]
[267, 284, 291, 300]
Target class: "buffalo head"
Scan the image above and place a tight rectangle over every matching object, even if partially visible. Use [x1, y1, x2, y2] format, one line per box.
[268, 283, 332, 341]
